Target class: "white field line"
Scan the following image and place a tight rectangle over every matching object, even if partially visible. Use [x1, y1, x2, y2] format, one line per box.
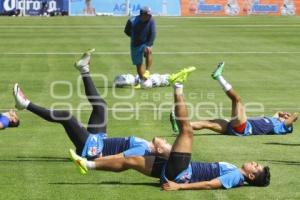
[1, 107, 299, 111]
[204, 24, 300, 27]
[0, 25, 176, 29]
[1, 51, 300, 55]
[0, 24, 299, 28]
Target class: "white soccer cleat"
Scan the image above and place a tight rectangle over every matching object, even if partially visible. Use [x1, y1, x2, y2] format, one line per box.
[13, 83, 30, 110]
[74, 48, 95, 74]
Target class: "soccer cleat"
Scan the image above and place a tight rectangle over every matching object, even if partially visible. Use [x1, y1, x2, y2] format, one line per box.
[69, 149, 88, 175]
[168, 66, 196, 84]
[13, 83, 30, 110]
[211, 62, 225, 80]
[170, 110, 179, 134]
[74, 48, 95, 74]
[143, 70, 150, 79]
[134, 83, 141, 89]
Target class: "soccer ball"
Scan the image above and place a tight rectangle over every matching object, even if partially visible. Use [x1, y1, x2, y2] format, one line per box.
[150, 74, 162, 87]
[114, 74, 135, 87]
[160, 74, 170, 86]
[141, 79, 153, 89]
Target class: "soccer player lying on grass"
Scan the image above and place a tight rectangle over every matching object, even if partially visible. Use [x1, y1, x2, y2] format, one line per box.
[13, 49, 171, 160]
[170, 62, 298, 136]
[70, 67, 271, 190]
[0, 110, 20, 130]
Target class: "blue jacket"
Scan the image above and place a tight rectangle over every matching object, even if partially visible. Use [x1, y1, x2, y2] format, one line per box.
[124, 16, 156, 47]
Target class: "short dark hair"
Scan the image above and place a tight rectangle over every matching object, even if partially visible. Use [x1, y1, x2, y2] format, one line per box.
[247, 166, 271, 187]
[9, 119, 20, 128]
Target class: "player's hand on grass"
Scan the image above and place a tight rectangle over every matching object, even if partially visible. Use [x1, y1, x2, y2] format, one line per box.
[161, 180, 181, 191]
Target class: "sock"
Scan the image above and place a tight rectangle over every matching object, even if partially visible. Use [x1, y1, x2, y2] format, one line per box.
[86, 161, 96, 170]
[174, 83, 183, 95]
[217, 76, 232, 92]
[80, 65, 90, 74]
[18, 89, 30, 108]
[24, 99, 30, 108]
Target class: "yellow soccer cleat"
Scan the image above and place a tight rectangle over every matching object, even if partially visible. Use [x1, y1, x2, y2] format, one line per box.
[69, 149, 88, 175]
[143, 70, 150, 79]
[134, 83, 141, 89]
[168, 66, 196, 84]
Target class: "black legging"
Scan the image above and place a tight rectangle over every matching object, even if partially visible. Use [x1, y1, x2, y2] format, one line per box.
[82, 73, 107, 134]
[27, 73, 107, 154]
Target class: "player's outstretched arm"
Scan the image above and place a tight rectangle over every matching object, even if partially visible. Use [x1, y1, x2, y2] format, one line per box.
[162, 178, 222, 191]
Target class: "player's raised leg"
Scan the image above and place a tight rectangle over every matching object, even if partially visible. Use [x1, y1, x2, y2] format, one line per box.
[164, 67, 195, 180]
[69, 149, 155, 176]
[212, 62, 247, 128]
[75, 49, 108, 134]
[13, 84, 89, 154]
[190, 119, 229, 134]
[171, 110, 228, 134]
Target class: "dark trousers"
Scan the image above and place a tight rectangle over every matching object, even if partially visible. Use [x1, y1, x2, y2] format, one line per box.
[27, 73, 107, 154]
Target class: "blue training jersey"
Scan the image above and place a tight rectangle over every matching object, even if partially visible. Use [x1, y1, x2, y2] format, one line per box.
[247, 117, 274, 135]
[123, 136, 152, 157]
[0, 113, 9, 129]
[218, 162, 244, 189]
[124, 16, 156, 47]
[81, 134, 151, 158]
[248, 117, 293, 135]
[160, 161, 244, 189]
[190, 162, 220, 183]
[227, 117, 293, 136]
[160, 162, 220, 184]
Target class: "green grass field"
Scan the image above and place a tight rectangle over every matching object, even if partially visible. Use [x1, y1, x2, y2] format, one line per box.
[0, 16, 300, 199]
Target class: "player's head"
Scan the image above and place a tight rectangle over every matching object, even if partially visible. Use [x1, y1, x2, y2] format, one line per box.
[278, 112, 292, 120]
[152, 137, 171, 157]
[140, 6, 152, 21]
[277, 112, 298, 124]
[7, 110, 20, 127]
[242, 161, 270, 187]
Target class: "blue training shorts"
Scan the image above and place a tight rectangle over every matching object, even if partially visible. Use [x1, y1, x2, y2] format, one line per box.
[131, 44, 147, 65]
[160, 164, 192, 184]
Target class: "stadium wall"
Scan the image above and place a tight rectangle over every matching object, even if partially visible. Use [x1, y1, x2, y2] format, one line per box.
[69, 0, 180, 16]
[0, 0, 300, 16]
[181, 0, 300, 16]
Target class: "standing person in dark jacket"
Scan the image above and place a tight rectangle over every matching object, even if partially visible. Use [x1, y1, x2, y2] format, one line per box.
[124, 6, 156, 88]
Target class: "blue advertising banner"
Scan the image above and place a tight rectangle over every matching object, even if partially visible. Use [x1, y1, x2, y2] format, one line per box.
[0, 0, 68, 15]
[70, 0, 180, 16]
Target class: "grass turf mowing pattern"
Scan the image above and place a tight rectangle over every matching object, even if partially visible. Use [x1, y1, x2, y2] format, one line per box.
[0, 16, 300, 199]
